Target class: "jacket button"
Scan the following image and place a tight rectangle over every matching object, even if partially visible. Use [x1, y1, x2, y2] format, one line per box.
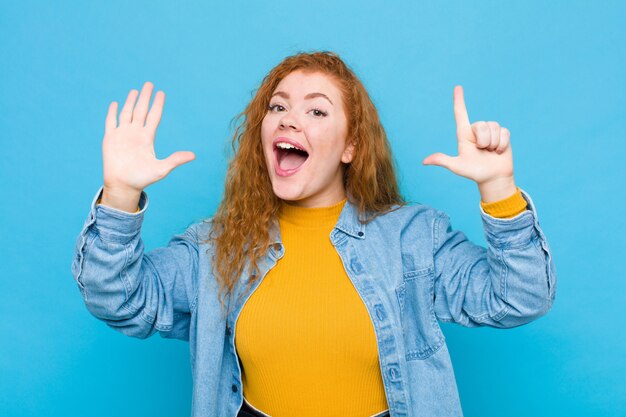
[358, 231, 364, 237]
[232, 384, 238, 393]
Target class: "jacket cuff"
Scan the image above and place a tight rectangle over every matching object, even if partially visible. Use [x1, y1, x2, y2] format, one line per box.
[478, 187, 543, 250]
[88, 185, 149, 244]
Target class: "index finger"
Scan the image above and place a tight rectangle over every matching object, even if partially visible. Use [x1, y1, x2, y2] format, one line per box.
[453, 85, 471, 133]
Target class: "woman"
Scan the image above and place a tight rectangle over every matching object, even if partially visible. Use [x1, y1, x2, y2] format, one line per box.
[72, 51, 557, 417]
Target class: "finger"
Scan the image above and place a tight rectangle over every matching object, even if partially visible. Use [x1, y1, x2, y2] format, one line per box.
[132, 81, 154, 126]
[472, 121, 491, 149]
[454, 85, 472, 138]
[105, 101, 118, 134]
[487, 121, 500, 151]
[422, 152, 458, 172]
[119, 89, 139, 125]
[157, 151, 196, 178]
[145, 90, 165, 129]
[495, 127, 510, 154]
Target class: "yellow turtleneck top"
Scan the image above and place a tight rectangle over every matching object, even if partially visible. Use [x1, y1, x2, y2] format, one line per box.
[234, 188, 527, 417]
[95, 188, 527, 416]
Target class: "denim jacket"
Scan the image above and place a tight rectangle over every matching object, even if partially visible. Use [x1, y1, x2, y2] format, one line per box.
[71, 185, 557, 417]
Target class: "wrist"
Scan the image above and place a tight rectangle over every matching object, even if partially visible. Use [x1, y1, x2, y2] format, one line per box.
[477, 176, 517, 203]
[100, 185, 142, 213]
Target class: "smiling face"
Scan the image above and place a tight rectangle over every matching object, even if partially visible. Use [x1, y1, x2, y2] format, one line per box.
[261, 70, 355, 208]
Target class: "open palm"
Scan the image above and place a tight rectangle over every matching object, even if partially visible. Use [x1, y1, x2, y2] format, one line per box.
[102, 81, 195, 194]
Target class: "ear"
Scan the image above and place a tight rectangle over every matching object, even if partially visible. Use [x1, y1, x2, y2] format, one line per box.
[341, 140, 356, 164]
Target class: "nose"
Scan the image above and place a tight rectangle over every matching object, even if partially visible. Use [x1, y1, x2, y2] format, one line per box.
[279, 112, 300, 131]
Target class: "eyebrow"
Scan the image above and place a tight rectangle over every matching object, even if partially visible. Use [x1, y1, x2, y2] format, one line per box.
[271, 91, 334, 106]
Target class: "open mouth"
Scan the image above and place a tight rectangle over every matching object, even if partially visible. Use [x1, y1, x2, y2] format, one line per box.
[274, 142, 309, 173]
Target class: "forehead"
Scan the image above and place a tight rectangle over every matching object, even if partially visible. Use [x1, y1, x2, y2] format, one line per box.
[273, 70, 341, 98]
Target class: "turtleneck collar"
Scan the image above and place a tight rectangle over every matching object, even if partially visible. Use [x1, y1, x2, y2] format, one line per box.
[278, 198, 347, 229]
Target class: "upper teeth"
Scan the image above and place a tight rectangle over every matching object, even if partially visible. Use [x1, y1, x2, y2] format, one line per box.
[276, 142, 305, 152]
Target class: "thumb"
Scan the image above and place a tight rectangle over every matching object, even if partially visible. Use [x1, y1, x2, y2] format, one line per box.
[422, 152, 457, 171]
[159, 151, 196, 176]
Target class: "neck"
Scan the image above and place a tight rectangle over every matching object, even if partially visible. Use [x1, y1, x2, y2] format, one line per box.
[279, 197, 347, 229]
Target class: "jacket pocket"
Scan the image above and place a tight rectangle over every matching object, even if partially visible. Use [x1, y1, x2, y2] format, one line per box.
[395, 266, 445, 360]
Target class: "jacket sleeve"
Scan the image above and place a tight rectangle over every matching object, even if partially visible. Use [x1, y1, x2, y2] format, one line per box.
[70, 185, 199, 341]
[432, 187, 557, 328]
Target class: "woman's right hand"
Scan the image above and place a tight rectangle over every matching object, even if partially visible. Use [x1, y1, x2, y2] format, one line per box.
[101, 82, 196, 207]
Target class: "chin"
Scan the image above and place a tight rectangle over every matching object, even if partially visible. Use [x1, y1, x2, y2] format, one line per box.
[271, 181, 302, 202]
[273, 191, 304, 203]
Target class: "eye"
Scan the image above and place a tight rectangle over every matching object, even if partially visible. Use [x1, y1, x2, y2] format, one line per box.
[268, 103, 285, 112]
[310, 108, 328, 117]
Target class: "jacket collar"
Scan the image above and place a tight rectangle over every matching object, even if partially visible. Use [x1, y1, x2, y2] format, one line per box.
[332, 197, 367, 239]
[268, 197, 366, 247]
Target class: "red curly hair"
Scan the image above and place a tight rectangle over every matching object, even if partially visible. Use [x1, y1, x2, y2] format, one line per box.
[204, 51, 406, 314]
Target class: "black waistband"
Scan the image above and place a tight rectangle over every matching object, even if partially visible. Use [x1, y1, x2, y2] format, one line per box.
[237, 398, 390, 417]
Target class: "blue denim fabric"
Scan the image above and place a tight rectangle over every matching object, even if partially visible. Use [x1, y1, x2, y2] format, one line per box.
[71, 185, 557, 417]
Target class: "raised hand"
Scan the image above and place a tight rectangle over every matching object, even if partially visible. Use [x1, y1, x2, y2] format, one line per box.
[422, 85, 517, 202]
[101, 82, 196, 210]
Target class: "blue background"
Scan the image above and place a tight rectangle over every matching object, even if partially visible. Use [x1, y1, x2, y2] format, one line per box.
[1, 1, 624, 416]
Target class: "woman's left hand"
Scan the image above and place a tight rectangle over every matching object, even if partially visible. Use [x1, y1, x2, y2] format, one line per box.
[422, 86, 514, 188]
